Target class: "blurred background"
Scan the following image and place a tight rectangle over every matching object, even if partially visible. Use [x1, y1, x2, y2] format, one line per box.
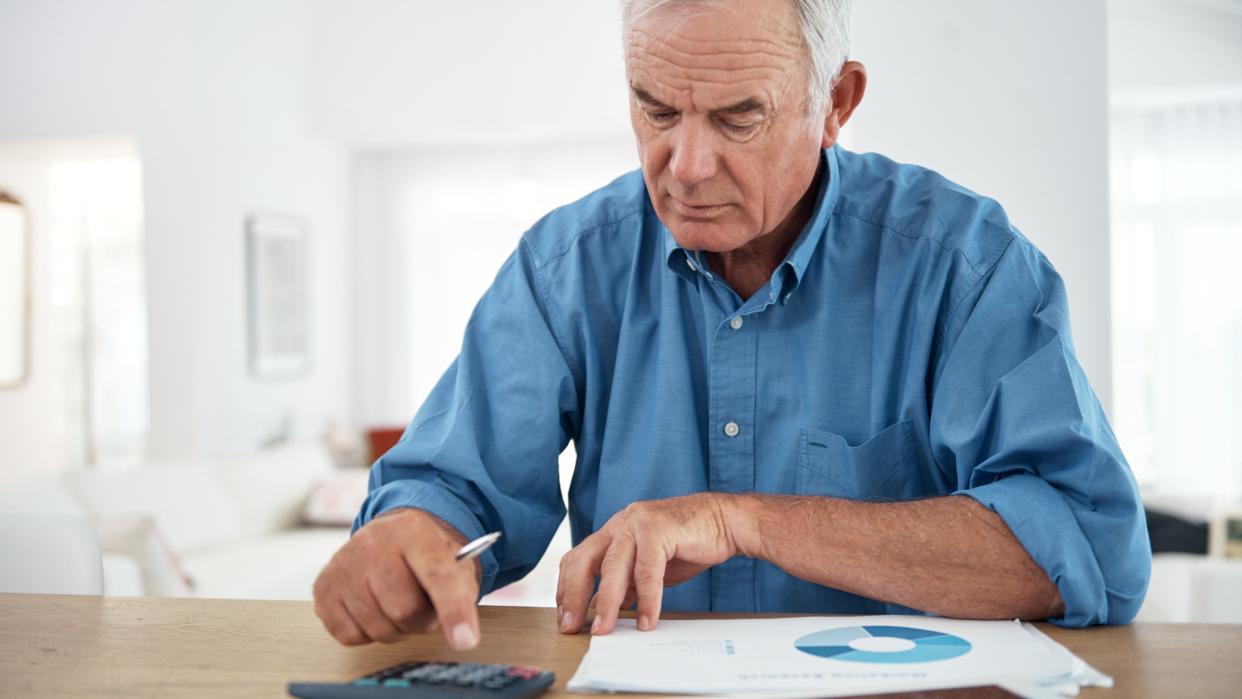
[0, 0, 1239, 621]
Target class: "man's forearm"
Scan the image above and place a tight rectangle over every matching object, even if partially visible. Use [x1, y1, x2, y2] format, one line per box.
[722, 493, 1065, 620]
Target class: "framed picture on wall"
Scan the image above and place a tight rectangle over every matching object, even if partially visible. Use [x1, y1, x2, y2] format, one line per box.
[246, 213, 310, 379]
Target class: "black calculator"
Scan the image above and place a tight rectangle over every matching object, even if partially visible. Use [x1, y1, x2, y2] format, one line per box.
[287, 661, 555, 699]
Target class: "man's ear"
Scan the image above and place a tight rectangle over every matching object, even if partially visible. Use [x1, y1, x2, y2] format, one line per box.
[821, 61, 867, 148]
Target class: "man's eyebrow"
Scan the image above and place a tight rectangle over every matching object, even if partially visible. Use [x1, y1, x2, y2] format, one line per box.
[630, 86, 767, 115]
[631, 86, 672, 110]
[714, 98, 766, 115]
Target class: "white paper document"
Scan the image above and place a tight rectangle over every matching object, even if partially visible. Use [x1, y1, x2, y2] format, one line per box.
[568, 615, 1110, 697]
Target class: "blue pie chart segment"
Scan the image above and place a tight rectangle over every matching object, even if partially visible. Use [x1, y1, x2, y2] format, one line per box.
[795, 625, 971, 664]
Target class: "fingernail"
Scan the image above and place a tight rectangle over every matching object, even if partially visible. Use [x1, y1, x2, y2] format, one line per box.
[560, 610, 573, 633]
[451, 623, 478, 650]
[590, 615, 603, 635]
[638, 614, 651, 631]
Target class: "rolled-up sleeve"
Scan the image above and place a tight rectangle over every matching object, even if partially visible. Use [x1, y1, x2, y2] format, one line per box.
[931, 237, 1150, 626]
[353, 236, 581, 597]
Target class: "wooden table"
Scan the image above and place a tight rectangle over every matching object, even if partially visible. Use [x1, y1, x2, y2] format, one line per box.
[1, 593, 1239, 698]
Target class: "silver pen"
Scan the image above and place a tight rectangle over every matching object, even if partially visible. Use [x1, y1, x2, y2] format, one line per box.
[455, 531, 502, 562]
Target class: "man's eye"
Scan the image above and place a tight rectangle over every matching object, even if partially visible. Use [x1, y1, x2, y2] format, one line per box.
[721, 120, 759, 136]
[646, 110, 677, 124]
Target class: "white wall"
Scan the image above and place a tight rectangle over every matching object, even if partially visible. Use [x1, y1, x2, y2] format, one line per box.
[0, 0, 353, 463]
[1109, 0, 1242, 93]
[308, 0, 632, 148]
[849, 0, 1114, 413]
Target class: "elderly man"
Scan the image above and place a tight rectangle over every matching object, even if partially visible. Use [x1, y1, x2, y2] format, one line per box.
[313, 0, 1150, 651]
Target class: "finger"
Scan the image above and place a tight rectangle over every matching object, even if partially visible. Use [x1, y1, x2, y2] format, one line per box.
[556, 554, 567, 627]
[558, 534, 610, 634]
[342, 583, 404, 644]
[406, 550, 481, 651]
[368, 562, 435, 636]
[621, 585, 637, 611]
[591, 535, 636, 635]
[364, 581, 413, 643]
[329, 598, 371, 646]
[314, 584, 366, 646]
[632, 541, 668, 631]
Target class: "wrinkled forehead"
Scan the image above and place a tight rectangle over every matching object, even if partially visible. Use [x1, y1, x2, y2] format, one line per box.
[624, 0, 807, 112]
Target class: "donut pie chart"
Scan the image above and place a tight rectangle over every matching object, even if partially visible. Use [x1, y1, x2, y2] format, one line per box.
[794, 625, 972, 664]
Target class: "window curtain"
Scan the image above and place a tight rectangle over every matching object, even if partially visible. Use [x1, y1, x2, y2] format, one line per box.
[1110, 87, 1242, 498]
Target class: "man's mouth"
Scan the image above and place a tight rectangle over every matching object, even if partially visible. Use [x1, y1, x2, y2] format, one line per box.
[669, 196, 729, 218]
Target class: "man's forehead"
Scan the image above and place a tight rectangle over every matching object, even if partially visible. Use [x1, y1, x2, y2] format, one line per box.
[624, 0, 805, 111]
[626, 57, 791, 114]
[624, 0, 803, 54]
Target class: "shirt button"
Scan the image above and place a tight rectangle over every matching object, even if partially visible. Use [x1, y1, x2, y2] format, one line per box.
[729, 316, 743, 330]
[723, 421, 740, 438]
[686, 257, 698, 272]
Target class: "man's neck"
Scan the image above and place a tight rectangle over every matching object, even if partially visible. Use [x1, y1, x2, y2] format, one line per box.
[706, 161, 823, 301]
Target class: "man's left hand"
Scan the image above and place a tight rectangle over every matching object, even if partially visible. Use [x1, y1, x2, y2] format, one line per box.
[555, 493, 743, 635]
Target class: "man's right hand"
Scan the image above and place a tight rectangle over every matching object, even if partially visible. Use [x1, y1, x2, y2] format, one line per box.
[312, 508, 482, 649]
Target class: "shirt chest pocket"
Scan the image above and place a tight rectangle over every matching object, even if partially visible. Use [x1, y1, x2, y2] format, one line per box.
[797, 419, 930, 501]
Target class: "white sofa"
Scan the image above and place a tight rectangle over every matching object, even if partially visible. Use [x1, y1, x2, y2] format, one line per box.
[1138, 553, 1242, 623]
[0, 442, 360, 600]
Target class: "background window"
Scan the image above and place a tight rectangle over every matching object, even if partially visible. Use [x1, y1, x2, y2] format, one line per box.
[1110, 89, 1242, 499]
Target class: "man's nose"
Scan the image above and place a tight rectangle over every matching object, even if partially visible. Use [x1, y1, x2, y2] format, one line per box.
[668, 121, 719, 188]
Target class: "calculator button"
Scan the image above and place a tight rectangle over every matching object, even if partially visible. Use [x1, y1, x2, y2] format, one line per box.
[477, 666, 504, 678]
[379, 664, 416, 679]
[423, 672, 451, 684]
[403, 667, 434, 679]
[381, 678, 411, 687]
[507, 666, 540, 679]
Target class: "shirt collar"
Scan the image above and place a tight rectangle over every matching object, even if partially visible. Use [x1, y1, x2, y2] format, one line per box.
[662, 146, 840, 300]
[662, 210, 698, 283]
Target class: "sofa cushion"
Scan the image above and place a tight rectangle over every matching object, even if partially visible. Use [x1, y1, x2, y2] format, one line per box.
[218, 442, 336, 537]
[101, 552, 145, 596]
[67, 461, 248, 555]
[94, 513, 193, 596]
[179, 527, 349, 601]
[0, 511, 103, 595]
[0, 476, 87, 516]
[300, 469, 370, 527]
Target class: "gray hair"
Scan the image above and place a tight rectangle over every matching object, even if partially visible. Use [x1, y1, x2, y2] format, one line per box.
[621, 0, 853, 114]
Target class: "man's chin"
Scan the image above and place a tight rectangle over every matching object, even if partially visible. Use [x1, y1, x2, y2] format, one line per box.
[666, 220, 751, 254]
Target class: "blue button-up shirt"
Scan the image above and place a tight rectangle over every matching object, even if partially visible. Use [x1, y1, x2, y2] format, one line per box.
[355, 146, 1150, 627]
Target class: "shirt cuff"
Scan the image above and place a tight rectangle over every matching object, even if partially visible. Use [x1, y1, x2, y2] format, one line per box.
[352, 480, 501, 598]
[955, 473, 1108, 627]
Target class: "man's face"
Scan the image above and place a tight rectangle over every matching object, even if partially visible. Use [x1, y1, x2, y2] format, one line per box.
[625, 0, 830, 253]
